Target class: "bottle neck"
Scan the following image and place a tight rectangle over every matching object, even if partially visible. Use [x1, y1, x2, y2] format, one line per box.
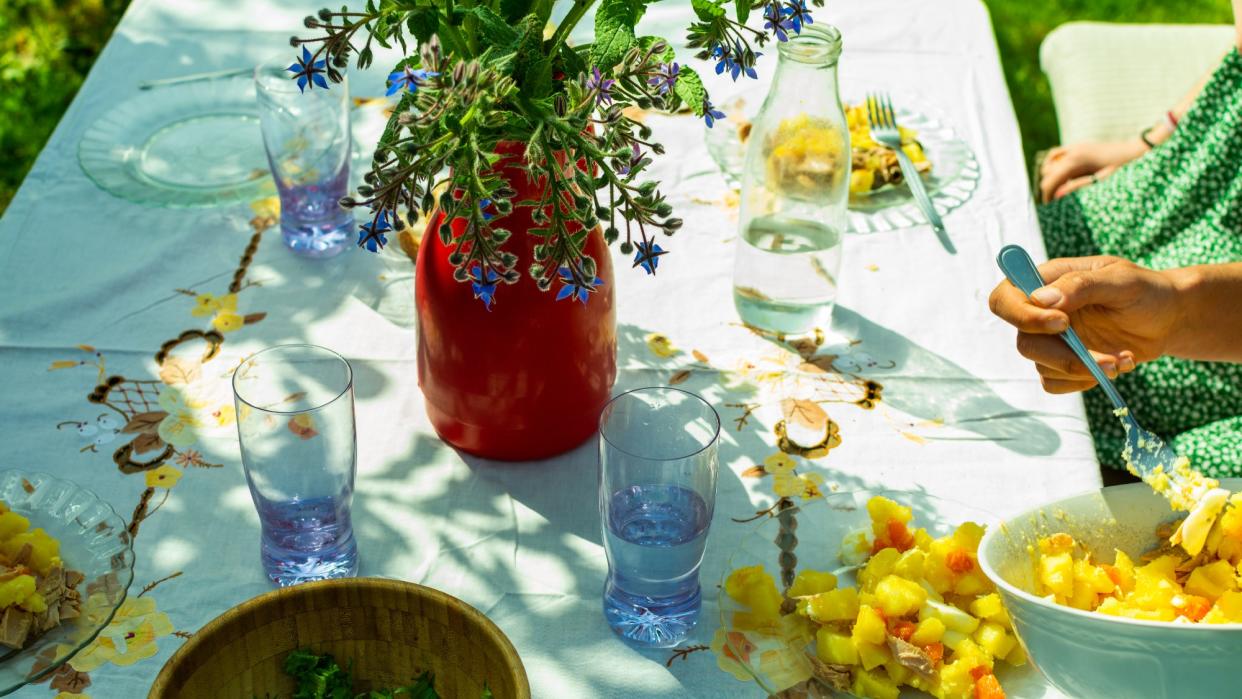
[766, 25, 842, 107]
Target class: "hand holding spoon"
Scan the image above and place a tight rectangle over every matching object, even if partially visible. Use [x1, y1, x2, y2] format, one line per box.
[996, 245, 1228, 554]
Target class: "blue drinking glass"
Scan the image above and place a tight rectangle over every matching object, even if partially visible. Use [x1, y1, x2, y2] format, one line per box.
[232, 344, 359, 586]
[254, 56, 354, 258]
[599, 387, 721, 648]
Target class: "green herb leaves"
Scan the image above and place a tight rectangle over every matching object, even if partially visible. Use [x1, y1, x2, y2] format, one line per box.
[591, 0, 648, 71]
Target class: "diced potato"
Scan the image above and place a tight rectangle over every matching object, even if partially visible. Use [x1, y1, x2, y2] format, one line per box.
[910, 616, 946, 646]
[788, 569, 837, 598]
[1038, 552, 1074, 598]
[1074, 559, 1116, 595]
[852, 668, 901, 699]
[875, 575, 927, 618]
[894, 549, 926, 580]
[860, 548, 901, 590]
[853, 605, 888, 646]
[725, 565, 783, 617]
[1186, 560, 1236, 601]
[952, 522, 986, 552]
[952, 570, 989, 596]
[941, 628, 969, 652]
[0, 575, 35, 608]
[868, 497, 913, 539]
[0, 511, 29, 540]
[19, 592, 45, 614]
[802, 587, 859, 622]
[856, 639, 892, 671]
[969, 593, 1005, 620]
[882, 660, 911, 686]
[816, 628, 858, 665]
[974, 620, 1016, 659]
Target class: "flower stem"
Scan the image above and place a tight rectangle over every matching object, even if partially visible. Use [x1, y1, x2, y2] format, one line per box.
[548, 0, 595, 55]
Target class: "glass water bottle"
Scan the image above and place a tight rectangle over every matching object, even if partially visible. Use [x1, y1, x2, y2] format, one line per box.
[732, 25, 849, 334]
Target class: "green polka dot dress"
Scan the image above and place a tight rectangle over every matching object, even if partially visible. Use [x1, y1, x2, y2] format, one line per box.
[1039, 47, 1242, 478]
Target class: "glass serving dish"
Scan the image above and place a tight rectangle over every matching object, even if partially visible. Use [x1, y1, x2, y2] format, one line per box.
[0, 470, 134, 696]
[78, 78, 274, 208]
[705, 95, 980, 234]
[717, 489, 1020, 698]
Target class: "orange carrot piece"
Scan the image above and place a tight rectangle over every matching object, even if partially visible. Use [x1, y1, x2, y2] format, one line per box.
[975, 672, 1006, 699]
[946, 549, 975, 573]
[922, 642, 944, 666]
[890, 619, 916, 641]
[887, 519, 915, 552]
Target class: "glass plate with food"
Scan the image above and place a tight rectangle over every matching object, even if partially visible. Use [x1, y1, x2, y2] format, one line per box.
[704, 95, 980, 234]
[713, 490, 1060, 699]
[0, 470, 134, 696]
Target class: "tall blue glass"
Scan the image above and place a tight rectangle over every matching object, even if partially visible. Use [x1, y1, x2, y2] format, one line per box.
[254, 56, 354, 258]
[232, 344, 359, 586]
[599, 387, 720, 648]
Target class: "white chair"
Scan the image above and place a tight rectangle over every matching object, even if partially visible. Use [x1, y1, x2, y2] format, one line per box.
[1040, 22, 1235, 144]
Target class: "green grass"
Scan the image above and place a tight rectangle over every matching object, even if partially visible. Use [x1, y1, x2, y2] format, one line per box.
[0, 0, 1235, 214]
[0, 0, 128, 213]
[985, 0, 1234, 167]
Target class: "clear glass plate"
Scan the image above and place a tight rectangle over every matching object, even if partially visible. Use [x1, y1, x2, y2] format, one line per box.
[704, 95, 980, 234]
[0, 470, 134, 696]
[78, 79, 274, 208]
[717, 489, 1000, 697]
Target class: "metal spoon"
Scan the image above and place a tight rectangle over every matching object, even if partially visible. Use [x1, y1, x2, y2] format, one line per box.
[996, 245, 1226, 551]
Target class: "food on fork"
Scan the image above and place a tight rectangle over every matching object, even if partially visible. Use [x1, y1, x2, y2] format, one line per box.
[723, 496, 1019, 699]
[0, 502, 83, 649]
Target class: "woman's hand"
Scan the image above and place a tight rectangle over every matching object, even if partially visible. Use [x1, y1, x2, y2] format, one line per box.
[1038, 139, 1148, 203]
[988, 256, 1185, 393]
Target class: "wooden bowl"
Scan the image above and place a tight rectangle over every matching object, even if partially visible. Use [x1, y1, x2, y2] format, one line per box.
[148, 578, 529, 699]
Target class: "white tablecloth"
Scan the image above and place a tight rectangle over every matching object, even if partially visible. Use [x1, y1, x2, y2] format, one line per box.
[0, 1, 1098, 696]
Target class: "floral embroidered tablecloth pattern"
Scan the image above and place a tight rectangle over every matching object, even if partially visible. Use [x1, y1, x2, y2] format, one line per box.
[0, 1, 1099, 697]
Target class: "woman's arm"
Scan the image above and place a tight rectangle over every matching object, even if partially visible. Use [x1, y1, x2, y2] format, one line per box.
[1235, 0, 1242, 50]
[988, 259, 1242, 393]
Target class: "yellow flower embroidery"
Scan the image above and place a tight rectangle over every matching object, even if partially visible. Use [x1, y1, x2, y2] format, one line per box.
[772, 472, 801, 498]
[145, 465, 182, 489]
[157, 389, 203, 448]
[763, 452, 796, 475]
[798, 472, 825, 500]
[70, 597, 174, 672]
[211, 312, 244, 333]
[644, 333, 678, 358]
[190, 294, 218, 318]
[192, 293, 244, 333]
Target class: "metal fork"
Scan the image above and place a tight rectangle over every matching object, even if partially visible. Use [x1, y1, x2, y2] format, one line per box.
[996, 244, 1226, 552]
[867, 92, 952, 251]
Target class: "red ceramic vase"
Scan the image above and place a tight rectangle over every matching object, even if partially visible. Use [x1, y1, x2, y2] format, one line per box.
[415, 143, 617, 460]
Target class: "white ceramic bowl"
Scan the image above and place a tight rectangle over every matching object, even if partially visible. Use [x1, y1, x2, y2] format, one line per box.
[979, 479, 1242, 699]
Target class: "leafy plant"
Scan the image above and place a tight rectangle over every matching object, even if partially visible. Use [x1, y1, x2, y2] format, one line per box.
[290, 0, 824, 308]
[274, 648, 491, 699]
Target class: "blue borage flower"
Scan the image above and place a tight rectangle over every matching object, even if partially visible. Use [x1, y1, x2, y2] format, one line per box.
[712, 43, 758, 81]
[618, 143, 646, 176]
[357, 212, 392, 252]
[632, 240, 667, 274]
[386, 66, 438, 96]
[470, 265, 501, 310]
[648, 62, 679, 95]
[288, 46, 328, 92]
[784, 0, 813, 33]
[586, 66, 616, 107]
[555, 267, 604, 304]
[701, 98, 726, 129]
[763, 3, 794, 42]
